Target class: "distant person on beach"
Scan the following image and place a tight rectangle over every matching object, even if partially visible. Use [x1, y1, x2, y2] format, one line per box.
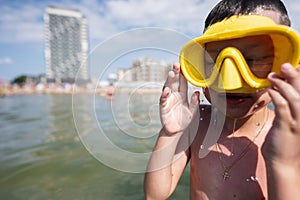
[144, 0, 300, 199]
[107, 83, 115, 100]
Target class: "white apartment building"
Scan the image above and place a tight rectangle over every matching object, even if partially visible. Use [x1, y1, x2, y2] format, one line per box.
[44, 6, 89, 83]
[117, 57, 171, 84]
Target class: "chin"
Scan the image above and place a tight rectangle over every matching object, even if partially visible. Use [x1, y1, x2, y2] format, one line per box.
[226, 101, 269, 120]
[225, 107, 250, 119]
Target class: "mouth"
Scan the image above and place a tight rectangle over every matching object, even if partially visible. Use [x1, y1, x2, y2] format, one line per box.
[225, 94, 251, 104]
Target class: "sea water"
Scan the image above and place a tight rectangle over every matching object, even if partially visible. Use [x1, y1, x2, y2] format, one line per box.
[0, 94, 189, 199]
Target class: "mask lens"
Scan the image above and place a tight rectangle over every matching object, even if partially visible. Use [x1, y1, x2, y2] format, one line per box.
[204, 51, 215, 77]
[204, 35, 275, 80]
[246, 56, 274, 78]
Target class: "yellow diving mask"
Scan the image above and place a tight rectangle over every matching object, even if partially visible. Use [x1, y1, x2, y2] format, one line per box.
[180, 15, 300, 93]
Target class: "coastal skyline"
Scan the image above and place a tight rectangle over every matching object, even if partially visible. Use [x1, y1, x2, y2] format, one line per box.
[1, 0, 300, 82]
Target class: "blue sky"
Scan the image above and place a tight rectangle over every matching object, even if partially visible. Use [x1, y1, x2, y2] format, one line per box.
[0, 0, 300, 82]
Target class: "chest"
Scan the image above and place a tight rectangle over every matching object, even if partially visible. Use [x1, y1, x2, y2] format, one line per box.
[189, 141, 267, 200]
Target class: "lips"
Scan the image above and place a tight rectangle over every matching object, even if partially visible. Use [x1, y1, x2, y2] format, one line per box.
[225, 94, 251, 104]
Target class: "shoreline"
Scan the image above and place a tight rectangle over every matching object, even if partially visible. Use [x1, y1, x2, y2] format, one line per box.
[1, 87, 163, 96]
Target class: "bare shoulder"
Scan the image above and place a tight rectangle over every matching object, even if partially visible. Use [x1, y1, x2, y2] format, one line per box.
[188, 104, 212, 145]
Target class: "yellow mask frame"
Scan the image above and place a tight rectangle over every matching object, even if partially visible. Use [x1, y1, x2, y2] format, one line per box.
[180, 15, 300, 93]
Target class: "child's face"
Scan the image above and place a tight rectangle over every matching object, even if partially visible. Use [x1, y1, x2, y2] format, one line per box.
[205, 35, 273, 119]
[204, 10, 280, 118]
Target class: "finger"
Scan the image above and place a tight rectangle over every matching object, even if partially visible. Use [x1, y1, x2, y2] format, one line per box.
[160, 86, 171, 107]
[178, 61, 188, 98]
[173, 62, 188, 102]
[164, 65, 180, 92]
[189, 91, 200, 116]
[179, 73, 188, 102]
[296, 64, 300, 72]
[268, 72, 300, 120]
[280, 63, 300, 93]
[268, 88, 293, 129]
[173, 62, 180, 73]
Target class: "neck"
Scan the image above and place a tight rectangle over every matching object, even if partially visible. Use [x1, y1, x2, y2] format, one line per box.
[219, 106, 269, 138]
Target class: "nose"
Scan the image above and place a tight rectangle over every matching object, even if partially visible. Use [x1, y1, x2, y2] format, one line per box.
[218, 57, 243, 90]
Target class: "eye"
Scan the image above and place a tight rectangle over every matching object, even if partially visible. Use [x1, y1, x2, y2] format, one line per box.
[204, 57, 215, 77]
[245, 56, 274, 78]
[245, 56, 274, 66]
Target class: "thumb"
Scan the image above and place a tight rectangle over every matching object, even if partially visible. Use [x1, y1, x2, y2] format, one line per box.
[189, 91, 200, 116]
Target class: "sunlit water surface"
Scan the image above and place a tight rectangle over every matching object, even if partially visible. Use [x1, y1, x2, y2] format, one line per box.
[0, 94, 189, 199]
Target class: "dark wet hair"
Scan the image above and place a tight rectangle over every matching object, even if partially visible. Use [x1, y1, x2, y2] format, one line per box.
[204, 0, 290, 31]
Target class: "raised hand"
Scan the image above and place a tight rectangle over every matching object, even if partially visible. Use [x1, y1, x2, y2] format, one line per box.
[159, 62, 200, 135]
[263, 63, 300, 199]
[263, 63, 300, 166]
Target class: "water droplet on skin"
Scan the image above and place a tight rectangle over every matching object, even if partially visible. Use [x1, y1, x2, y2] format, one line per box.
[250, 176, 258, 181]
[246, 176, 258, 182]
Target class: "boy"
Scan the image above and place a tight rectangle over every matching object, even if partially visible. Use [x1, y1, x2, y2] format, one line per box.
[144, 0, 300, 199]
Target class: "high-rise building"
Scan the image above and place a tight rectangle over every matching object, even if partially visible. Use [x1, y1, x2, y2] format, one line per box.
[44, 6, 89, 83]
